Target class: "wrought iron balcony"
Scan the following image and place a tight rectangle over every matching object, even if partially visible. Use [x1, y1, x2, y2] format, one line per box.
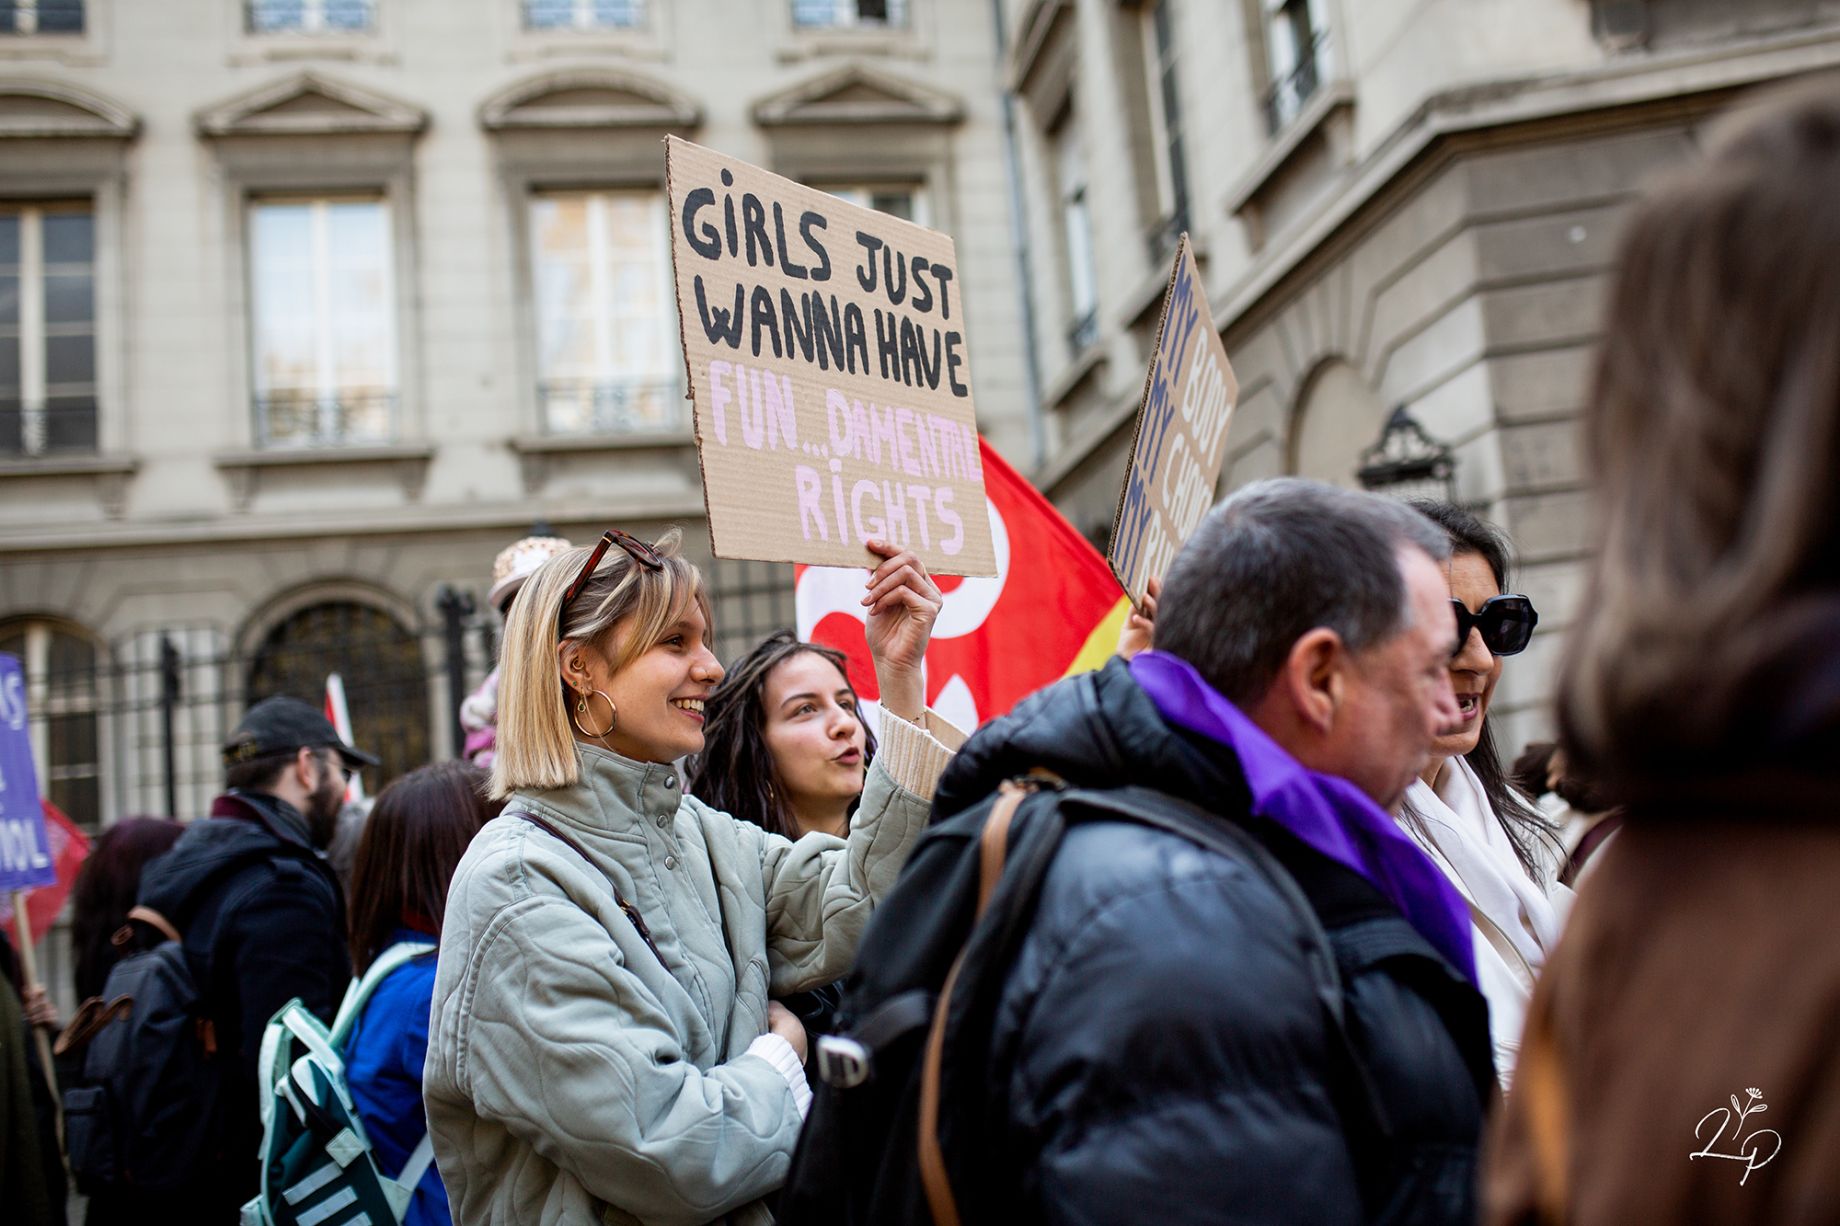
[539, 378, 686, 436]
[0, 1, 84, 35]
[1262, 30, 1327, 136]
[521, 0, 645, 30]
[245, 0, 374, 34]
[0, 399, 97, 456]
[254, 390, 396, 448]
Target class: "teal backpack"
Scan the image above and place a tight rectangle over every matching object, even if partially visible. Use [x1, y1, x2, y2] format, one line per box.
[241, 942, 438, 1226]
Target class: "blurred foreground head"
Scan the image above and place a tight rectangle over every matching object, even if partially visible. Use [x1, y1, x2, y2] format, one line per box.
[1562, 76, 1840, 796]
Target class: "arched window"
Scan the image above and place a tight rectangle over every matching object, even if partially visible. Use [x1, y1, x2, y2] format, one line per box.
[244, 602, 428, 788]
[1289, 358, 1388, 487]
[0, 618, 105, 831]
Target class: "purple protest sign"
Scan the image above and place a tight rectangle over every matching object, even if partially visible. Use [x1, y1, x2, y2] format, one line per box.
[0, 653, 54, 894]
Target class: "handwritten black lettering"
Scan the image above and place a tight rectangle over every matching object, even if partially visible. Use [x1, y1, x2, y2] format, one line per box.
[681, 188, 721, 260]
[742, 193, 773, 268]
[854, 231, 884, 294]
[800, 211, 832, 282]
[945, 330, 968, 397]
[749, 284, 781, 359]
[774, 203, 808, 280]
[910, 256, 934, 314]
[695, 277, 743, 346]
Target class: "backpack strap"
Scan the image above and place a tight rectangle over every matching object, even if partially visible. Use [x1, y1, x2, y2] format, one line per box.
[1060, 787, 1347, 1019]
[510, 810, 670, 972]
[331, 941, 437, 1045]
[124, 905, 182, 945]
[396, 1130, 437, 1193]
[918, 777, 1037, 1226]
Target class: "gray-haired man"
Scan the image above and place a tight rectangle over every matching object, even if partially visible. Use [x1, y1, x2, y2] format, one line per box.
[805, 479, 1493, 1225]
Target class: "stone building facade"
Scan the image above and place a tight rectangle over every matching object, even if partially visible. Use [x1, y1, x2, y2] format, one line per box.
[0, 0, 1031, 843]
[1000, 0, 1840, 751]
[6, 0, 1840, 857]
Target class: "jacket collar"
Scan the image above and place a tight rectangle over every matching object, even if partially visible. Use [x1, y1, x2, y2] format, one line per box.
[212, 789, 314, 852]
[1131, 651, 1477, 983]
[516, 742, 683, 837]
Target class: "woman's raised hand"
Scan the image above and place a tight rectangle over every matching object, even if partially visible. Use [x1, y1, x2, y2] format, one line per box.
[860, 538, 943, 724]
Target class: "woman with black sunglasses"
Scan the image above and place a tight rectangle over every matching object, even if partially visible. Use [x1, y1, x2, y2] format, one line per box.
[1400, 499, 1570, 1088]
[423, 527, 951, 1226]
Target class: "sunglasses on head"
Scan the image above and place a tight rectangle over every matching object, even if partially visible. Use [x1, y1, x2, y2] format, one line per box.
[558, 529, 663, 628]
[1450, 594, 1538, 658]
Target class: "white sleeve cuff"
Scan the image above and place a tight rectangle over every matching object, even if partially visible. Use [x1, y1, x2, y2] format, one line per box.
[874, 708, 966, 803]
[746, 1033, 813, 1118]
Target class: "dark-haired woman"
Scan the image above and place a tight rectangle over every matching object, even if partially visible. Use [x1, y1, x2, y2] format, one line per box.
[60, 819, 182, 1226]
[1401, 499, 1570, 1087]
[688, 630, 964, 1036]
[69, 816, 185, 1003]
[342, 761, 502, 1226]
[690, 630, 964, 842]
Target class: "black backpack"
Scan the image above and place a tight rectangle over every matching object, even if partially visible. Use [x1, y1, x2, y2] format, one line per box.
[55, 851, 279, 1197]
[779, 776, 1363, 1226]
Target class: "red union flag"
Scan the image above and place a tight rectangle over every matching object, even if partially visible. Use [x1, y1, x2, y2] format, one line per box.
[796, 438, 1130, 732]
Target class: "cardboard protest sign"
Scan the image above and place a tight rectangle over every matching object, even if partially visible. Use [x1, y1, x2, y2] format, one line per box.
[666, 136, 997, 576]
[0, 653, 55, 895]
[1108, 234, 1239, 606]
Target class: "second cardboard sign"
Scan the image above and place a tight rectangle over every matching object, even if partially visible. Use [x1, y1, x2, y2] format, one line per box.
[1108, 235, 1239, 606]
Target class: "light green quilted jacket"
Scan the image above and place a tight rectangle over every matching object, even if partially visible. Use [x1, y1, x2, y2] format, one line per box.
[424, 713, 958, 1226]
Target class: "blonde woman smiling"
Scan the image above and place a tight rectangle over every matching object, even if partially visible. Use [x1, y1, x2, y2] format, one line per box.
[424, 528, 953, 1226]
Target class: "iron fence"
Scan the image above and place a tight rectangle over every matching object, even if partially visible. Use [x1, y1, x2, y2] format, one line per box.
[5, 555, 796, 1014]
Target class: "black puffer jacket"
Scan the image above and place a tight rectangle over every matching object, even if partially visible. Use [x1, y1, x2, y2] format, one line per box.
[934, 659, 1494, 1226]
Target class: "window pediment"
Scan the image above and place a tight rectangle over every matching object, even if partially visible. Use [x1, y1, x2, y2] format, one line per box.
[479, 68, 699, 131]
[195, 71, 427, 138]
[0, 79, 137, 139]
[752, 63, 963, 127]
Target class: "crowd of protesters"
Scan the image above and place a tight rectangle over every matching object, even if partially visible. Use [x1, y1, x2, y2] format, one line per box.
[5, 75, 1840, 1226]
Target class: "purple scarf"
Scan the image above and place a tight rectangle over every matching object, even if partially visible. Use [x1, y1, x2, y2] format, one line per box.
[1131, 651, 1477, 982]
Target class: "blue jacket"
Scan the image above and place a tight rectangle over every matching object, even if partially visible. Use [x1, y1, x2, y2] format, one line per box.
[344, 930, 448, 1226]
[931, 659, 1495, 1225]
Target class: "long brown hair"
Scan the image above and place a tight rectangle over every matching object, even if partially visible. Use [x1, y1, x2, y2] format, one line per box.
[687, 630, 877, 840]
[1560, 77, 1840, 795]
[71, 816, 184, 1000]
[347, 761, 503, 972]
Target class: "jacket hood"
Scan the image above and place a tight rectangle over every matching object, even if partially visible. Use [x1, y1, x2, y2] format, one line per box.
[934, 656, 1246, 821]
[137, 797, 301, 922]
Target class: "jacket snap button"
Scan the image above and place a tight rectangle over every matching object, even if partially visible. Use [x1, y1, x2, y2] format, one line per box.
[664, 776, 677, 788]
[664, 855, 678, 870]
[656, 815, 669, 829]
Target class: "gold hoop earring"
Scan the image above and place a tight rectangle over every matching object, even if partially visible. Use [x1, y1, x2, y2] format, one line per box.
[571, 688, 617, 739]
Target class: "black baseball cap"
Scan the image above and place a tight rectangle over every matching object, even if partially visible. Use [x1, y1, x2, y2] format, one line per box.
[222, 695, 381, 769]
